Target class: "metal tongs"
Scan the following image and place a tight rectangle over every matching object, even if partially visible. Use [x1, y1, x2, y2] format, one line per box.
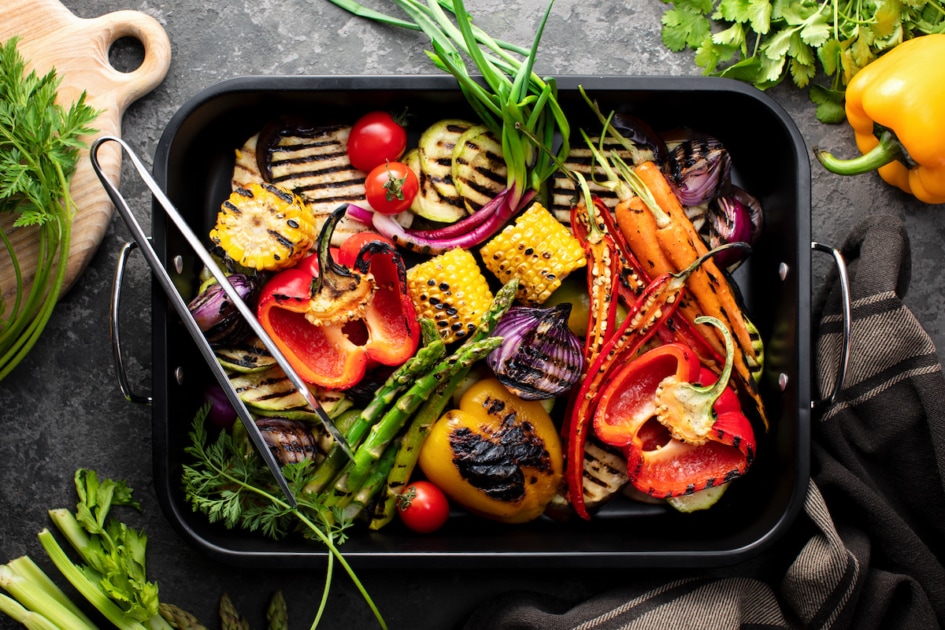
[90, 135, 355, 508]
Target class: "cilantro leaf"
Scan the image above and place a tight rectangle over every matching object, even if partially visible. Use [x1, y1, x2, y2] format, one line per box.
[661, 7, 713, 51]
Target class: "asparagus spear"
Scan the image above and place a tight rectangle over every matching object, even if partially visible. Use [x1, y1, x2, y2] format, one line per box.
[304, 336, 446, 495]
[368, 279, 520, 529]
[219, 593, 249, 630]
[266, 591, 288, 630]
[328, 336, 503, 501]
[159, 603, 209, 629]
[340, 436, 403, 520]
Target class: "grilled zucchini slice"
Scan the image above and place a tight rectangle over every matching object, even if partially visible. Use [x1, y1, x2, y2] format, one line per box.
[550, 135, 637, 222]
[452, 124, 507, 214]
[405, 148, 467, 223]
[418, 118, 475, 202]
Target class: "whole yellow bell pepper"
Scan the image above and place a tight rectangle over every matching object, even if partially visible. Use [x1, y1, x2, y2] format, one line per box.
[418, 377, 563, 524]
[815, 34, 945, 204]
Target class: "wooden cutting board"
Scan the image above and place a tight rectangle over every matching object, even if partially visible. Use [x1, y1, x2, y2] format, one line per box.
[0, 0, 171, 310]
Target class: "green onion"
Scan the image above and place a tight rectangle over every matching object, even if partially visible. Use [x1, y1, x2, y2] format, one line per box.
[328, 0, 570, 213]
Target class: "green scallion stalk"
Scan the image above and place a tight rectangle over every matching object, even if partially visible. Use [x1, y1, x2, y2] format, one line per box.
[327, 0, 570, 213]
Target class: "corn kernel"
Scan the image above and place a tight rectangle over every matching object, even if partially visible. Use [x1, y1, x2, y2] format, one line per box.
[407, 249, 494, 344]
[479, 202, 586, 306]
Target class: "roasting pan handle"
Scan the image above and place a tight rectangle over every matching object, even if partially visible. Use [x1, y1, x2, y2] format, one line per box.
[811, 242, 851, 408]
[110, 240, 152, 405]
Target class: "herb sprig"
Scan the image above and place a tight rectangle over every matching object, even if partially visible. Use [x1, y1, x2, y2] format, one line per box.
[182, 407, 386, 629]
[0, 37, 100, 379]
[658, 0, 945, 122]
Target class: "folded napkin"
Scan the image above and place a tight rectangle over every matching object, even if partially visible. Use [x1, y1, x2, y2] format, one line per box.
[464, 215, 945, 630]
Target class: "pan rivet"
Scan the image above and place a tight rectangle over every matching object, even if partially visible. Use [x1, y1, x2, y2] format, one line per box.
[173, 255, 184, 275]
[778, 373, 789, 390]
[778, 262, 789, 281]
[175, 366, 184, 385]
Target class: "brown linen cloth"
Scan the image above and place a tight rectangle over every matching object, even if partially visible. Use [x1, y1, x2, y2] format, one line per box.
[463, 215, 945, 629]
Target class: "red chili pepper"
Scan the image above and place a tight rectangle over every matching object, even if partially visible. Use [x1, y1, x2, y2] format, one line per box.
[592, 319, 755, 499]
[564, 244, 734, 519]
[570, 184, 620, 368]
[256, 206, 420, 389]
[569, 193, 725, 372]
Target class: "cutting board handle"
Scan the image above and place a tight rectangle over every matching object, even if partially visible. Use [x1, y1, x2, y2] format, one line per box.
[80, 10, 172, 110]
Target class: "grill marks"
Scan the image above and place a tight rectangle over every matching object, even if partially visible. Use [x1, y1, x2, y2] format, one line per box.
[550, 136, 637, 221]
[264, 125, 367, 214]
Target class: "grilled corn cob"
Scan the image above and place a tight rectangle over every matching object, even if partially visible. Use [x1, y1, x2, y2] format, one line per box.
[480, 202, 587, 306]
[210, 182, 317, 271]
[407, 248, 494, 344]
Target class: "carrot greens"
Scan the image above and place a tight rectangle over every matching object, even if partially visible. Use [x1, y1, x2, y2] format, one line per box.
[0, 37, 99, 380]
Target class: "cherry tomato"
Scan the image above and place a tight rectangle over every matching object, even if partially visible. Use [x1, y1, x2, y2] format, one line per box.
[364, 161, 419, 215]
[397, 481, 449, 533]
[347, 111, 408, 172]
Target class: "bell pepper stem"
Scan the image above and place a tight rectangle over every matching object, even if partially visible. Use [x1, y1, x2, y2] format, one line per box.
[815, 127, 909, 175]
[654, 316, 735, 443]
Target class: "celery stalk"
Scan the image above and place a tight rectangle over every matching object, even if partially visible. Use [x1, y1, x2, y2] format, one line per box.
[6, 556, 90, 622]
[0, 593, 62, 630]
[0, 560, 98, 630]
[36, 529, 147, 630]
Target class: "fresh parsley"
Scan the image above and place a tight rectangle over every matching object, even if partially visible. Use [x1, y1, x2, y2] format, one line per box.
[0, 36, 99, 379]
[658, 0, 945, 122]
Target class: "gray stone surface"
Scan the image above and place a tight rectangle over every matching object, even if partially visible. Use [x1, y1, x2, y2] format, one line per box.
[2, 0, 943, 628]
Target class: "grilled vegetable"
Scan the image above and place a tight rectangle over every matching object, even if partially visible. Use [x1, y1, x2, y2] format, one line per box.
[255, 417, 320, 466]
[452, 124, 507, 214]
[255, 208, 420, 389]
[227, 365, 348, 414]
[479, 202, 587, 306]
[187, 274, 259, 347]
[666, 135, 732, 207]
[367, 281, 520, 530]
[618, 160, 766, 425]
[406, 248, 495, 343]
[593, 318, 756, 499]
[418, 119, 475, 202]
[209, 183, 317, 272]
[403, 148, 467, 223]
[233, 120, 399, 245]
[214, 337, 278, 373]
[581, 439, 630, 510]
[702, 186, 763, 270]
[550, 135, 640, 221]
[565, 247, 722, 519]
[370, 188, 529, 255]
[486, 304, 583, 400]
[419, 377, 564, 524]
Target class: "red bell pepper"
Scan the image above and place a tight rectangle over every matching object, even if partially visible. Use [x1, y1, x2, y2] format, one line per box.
[592, 317, 755, 498]
[256, 206, 420, 390]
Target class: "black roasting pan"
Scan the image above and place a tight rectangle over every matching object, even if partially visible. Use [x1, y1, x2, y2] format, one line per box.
[147, 74, 812, 568]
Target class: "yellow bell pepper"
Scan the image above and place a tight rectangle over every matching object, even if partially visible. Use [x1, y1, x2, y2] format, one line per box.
[418, 377, 563, 524]
[815, 34, 945, 204]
